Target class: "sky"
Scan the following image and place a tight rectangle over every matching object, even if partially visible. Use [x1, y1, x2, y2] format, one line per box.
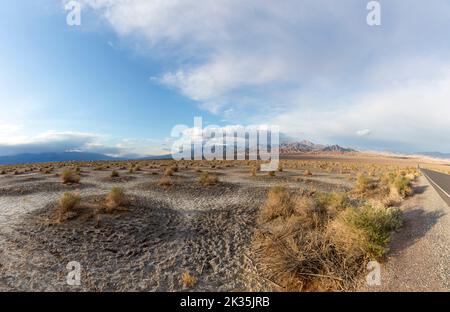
[1, 0, 450, 157]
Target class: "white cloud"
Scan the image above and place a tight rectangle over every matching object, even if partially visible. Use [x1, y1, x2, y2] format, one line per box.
[159, 54, 287, 103]
[271, 76, 450, 152]
[0, 130, 166, 157]
[76, 0, 450, 151]
[356, 129, 372, 137]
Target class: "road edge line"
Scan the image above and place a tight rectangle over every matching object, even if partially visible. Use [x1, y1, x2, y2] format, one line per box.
[421, 169, 450, 199]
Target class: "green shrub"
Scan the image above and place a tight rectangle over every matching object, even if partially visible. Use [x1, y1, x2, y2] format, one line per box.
[339, 204, 402, 258]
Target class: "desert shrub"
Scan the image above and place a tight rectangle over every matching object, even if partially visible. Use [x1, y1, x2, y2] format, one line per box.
[105, 187, 127, 211]
[254, 191, 356, 291]
[60, 169, 80, 184]
[392, 175, 413, 198]
[251, 166, 257, 177]
[111, 170, 120, 178]
[198, 171, 219, 186]
[164, 168, 174, 176]
[314, 192, 349, 216]
[260, 187, 294, 222]
[0, 170, 5, 175]
[158, 176, 173, 187]
[304, 170, 312, 176]
[278, 163, 283, 172]
[382, 189, 403, 207]
[58, 192, 81, 221]
[333, 204, 402, 258]
[252, 224, 356, 291]
[251, 185, 403, 291]
[268, 171, 275, 177]
[354, 174, 376, 194]
[181, 271, 197, 288]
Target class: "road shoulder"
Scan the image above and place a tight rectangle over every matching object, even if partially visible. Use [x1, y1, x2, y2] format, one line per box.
[363, 176, 450, 291]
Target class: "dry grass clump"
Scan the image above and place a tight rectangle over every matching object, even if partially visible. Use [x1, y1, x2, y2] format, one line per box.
[105, 187, 127, 212]
[41, 167, 53, 174]
[60, 169, 80, 184]
[251, 186, 403, 291]
[164, 168, 174, 176]
[278, 163, 283, 172]
[260, 186, 295, 222]
[198, 171, 219, 186]
[354, 174, 377, 194]
[313, 192, 349, 217]
[260, 187, 330, 225]
[58, 192, 81, 222]
[392, 175, 413, 198]
[158, 176, 173, 187]
[353, 170, 416, 205]
[304, 170, 312, 176]
[111, 170, 120, 178]
[268, 171, 275, 177]
[251, 166, 257, 177]
[181, 271, 197, 288]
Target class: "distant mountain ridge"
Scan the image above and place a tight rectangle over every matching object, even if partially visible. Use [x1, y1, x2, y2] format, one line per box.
[415, 152, 450, 160]
[0, 152, 176, 165]
[0, 140, 356, 165]
[0, 152, 121, 165]
[280, 141, 356, 154]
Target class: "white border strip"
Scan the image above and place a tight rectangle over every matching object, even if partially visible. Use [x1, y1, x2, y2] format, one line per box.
[421, 169, 450, 199]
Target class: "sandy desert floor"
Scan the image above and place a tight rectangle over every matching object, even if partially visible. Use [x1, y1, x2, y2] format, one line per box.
[0, 157, 448, 291]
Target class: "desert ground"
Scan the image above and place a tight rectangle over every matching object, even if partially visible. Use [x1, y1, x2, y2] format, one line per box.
[0, 155, 448, 291]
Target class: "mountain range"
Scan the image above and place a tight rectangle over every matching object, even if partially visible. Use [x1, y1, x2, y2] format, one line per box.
[0, 152, 171, 165]
[0, 140, 358, 165]
[414, 152, 450, 160]
[280, 140, 356, 154]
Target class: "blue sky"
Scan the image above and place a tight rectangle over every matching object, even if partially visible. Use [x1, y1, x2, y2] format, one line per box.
[1, 0, 450, 156]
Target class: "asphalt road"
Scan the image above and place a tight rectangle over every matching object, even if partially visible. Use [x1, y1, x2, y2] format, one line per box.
[421, 168, 450, 207]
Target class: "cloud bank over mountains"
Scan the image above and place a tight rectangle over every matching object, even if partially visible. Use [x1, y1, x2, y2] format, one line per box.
[72, 0, 450, 153]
